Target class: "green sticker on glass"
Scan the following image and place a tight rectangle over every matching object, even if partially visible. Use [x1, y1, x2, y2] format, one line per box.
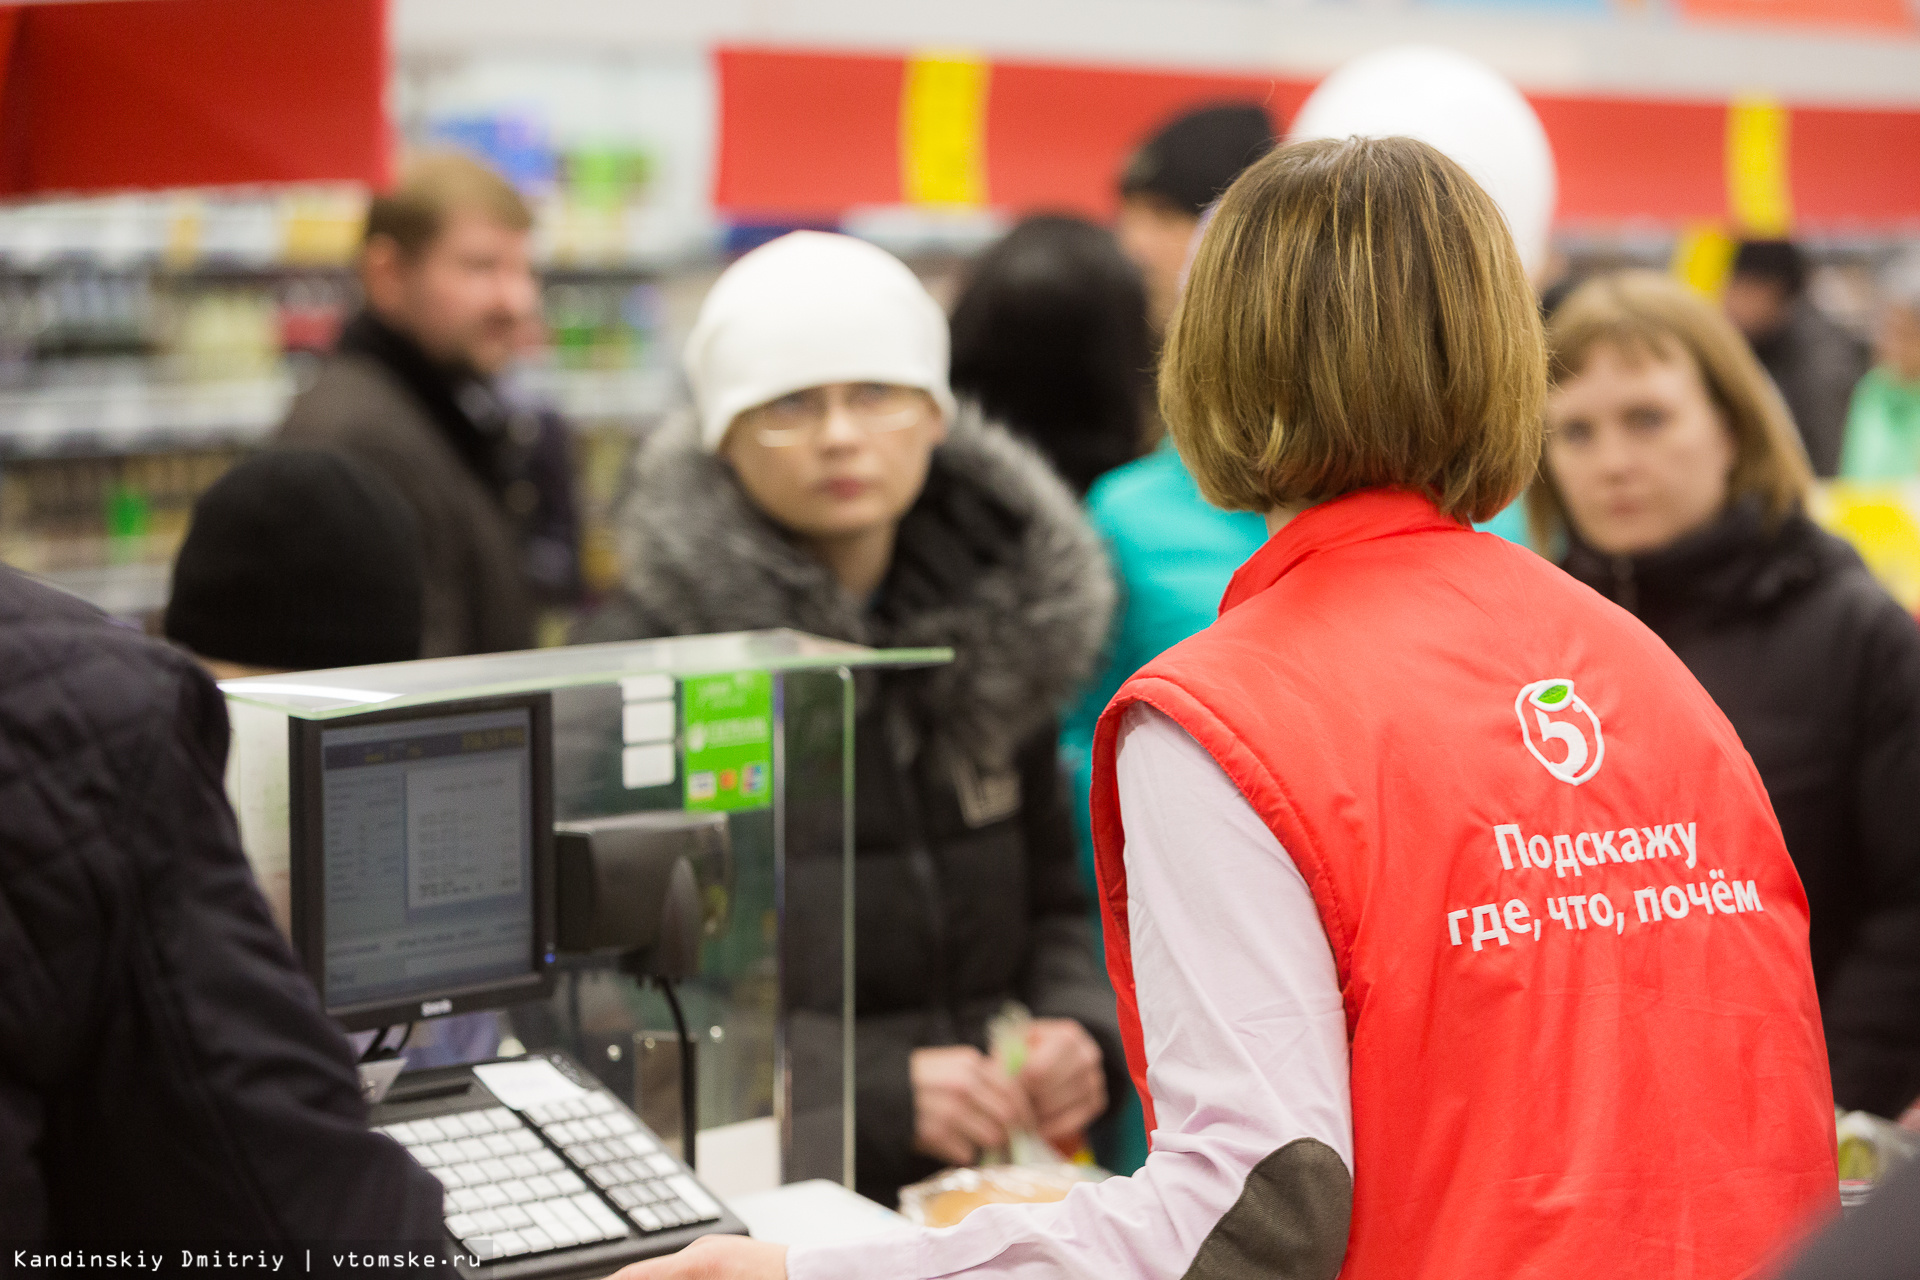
[682, 671, 774, 813]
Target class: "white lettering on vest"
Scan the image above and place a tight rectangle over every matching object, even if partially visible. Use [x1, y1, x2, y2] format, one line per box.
[1674, 822, 1699, 869]
[1587, 892, 1615, 929]
[1453, 866, 1767, 957]
[1618, 828, 1644, 862]
[1469, 905, 1510, 950]
[1493, 820, 1697, 877]
[1553, 835, 1582, 878]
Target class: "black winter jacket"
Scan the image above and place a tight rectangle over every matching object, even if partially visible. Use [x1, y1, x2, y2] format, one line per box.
[0, 567, 444, 1248]
[586, 411, 1124, 1204]
[1563, 502, 1920, 1117]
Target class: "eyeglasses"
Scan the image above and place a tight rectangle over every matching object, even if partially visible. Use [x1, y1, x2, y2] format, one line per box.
[744, 383, 930, 447]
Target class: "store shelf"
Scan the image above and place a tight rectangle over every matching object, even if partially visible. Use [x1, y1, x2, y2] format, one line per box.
[0, 367, 680, 460]
[0, 377, 293, 459]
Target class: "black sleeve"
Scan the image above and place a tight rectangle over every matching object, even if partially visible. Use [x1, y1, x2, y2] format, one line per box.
[51, 653, 446, 1245]
[1826, 598, 1920, 1118]
[1012, 722, 1129, 1123]
[850, 1010, 939, 1207]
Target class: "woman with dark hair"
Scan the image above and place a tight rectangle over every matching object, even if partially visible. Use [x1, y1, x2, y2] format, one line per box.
[949, 215, 1152, 497]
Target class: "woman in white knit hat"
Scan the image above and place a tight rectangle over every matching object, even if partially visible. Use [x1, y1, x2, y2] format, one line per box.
[582, 231, 1125, 1207]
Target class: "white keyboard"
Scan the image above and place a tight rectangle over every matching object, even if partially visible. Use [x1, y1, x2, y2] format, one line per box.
[380, 1091, 719, 1262]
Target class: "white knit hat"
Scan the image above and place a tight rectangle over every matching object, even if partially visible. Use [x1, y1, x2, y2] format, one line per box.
[683, 231, 957, 451]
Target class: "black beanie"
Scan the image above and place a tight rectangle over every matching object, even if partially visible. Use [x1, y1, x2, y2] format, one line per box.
[1119, 102, 1278, 218]
[165, 449, 425, 671]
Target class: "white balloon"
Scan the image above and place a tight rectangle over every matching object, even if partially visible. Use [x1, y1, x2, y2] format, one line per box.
[1287, 46, 1557, 280]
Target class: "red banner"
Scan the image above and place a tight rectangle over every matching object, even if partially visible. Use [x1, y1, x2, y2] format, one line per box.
[715, 46, 1920, 232]
[1672, 0, 1915, 33]
[0, 0, 388, 198]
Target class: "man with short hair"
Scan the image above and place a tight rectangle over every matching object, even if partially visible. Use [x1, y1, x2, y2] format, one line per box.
[1113, 102, 1274, 334]
[279, 150, 577, 657]
[1722, 238, 1871, 477]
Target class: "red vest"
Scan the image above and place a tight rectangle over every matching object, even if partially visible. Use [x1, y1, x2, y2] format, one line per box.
[1091, 489, 1836, 1279]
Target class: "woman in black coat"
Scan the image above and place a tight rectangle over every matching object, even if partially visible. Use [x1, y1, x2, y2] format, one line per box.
[584, 231, 1124, 1206]
[1533, 270, 1920, 1120]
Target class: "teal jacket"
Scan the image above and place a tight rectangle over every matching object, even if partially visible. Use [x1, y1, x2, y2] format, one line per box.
[1061, 445, 1268, 1173]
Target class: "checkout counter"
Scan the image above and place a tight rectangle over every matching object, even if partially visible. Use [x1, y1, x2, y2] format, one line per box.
[218, 629, 947, 1276]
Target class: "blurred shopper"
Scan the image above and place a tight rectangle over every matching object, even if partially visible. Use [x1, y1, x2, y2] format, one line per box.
[616, 136, 1836, 1280]
[1722, 238, 1871, 477]
[1840, 249, 1920, 479]
[1534, 269, 1920, 1120]
[279, 150, 578, 657]
[583, 231, 1124, 1208]
[164, 448, 501, 1070]
[165, 449, 423, 679]
[0, 570, 443, 1247]
[951, 212, 1158, 1174]
[1778, 1155, 1920, 1280]
[1114, 102, 1274, 334]
[949, 215, 1152, 497]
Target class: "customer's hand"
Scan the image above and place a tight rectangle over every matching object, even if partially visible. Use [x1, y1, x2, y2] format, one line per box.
[606, 1235, 787, 1280]
[910, 1044, 1035, 1166]
[1018, 1018, 1107, 1155]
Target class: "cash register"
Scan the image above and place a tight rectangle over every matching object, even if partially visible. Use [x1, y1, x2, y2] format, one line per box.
[286, 691, 746, 1278]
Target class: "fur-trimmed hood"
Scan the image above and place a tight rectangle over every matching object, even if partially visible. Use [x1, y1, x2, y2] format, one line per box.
[607, 406, 1114, 768]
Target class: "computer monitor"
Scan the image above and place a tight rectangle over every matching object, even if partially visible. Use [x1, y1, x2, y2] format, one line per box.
[288, 692, 556, 1032]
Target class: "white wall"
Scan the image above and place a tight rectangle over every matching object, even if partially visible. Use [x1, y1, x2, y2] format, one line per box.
[393, 0, 1920, 107]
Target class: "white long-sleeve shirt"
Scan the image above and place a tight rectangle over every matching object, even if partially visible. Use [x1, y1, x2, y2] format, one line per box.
[786, 705, 1353, 1279]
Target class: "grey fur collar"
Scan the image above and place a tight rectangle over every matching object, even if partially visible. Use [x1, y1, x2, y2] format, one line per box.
[611, 406, 1113, 767]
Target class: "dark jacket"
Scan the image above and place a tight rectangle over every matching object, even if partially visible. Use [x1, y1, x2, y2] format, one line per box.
[0, 567, 444, 1247]
[278, 312, 574, 657]
[584, 411, 1124, 1204]
[1564, 502, 1920, 1117]
[1753, 300, 1873, 478]
[1779, 1153, 1920, 1280]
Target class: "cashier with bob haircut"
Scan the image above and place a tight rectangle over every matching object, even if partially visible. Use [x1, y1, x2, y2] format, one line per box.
[619, 136, 1838, 1280]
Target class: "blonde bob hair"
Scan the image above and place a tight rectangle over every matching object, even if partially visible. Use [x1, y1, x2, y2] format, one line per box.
[1160, 135, 1545, 523]
[1527, 269, 1813, 548]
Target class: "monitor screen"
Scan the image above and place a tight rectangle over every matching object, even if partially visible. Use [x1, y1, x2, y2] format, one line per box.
[293, 697, 553, 1026]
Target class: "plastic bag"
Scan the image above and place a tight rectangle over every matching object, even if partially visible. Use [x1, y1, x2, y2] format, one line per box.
[898, 1163, 1099, 1229]
[1836, 1108, 1920, 1211]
